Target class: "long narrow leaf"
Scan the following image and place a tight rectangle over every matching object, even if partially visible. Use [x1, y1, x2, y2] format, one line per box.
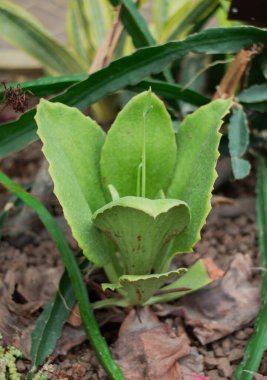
[1, 26, 267, 157]
[129, 79, 210, 105]
[0, 0, 86, 74]
[0, 75, 208, 108]
[234, 157, 267, 380]
[0, 74, 87, 102]
[0, 171, 124, 380]
[114, 0, 156, 47]
[160, 0, 220, 42]
[66, 0, 93, 63]
[83, 0, 112, 49]
[30, 270, 76, 373]
[151, 0, 173, 38]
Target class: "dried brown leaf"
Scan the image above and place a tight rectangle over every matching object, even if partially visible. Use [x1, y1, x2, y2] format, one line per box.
[177, 254, 260, 344]
[113, 307, 190, 380]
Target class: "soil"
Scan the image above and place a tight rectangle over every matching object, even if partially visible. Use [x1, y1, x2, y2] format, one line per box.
[0, 142, 266, 380]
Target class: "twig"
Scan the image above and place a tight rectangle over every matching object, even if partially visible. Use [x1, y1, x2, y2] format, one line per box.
[89, 5, 123, 74]
[213, 44, 263, 100]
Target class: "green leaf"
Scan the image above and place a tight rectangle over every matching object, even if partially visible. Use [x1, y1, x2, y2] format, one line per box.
[1, 26, 267, 157]
[66, 0, 93, 63]
[103, 269, 187, 305]
[167, 99, 231, 255]
[117, 0, 156, 47]
[100, 91, 177, 199]
[231, 157, 251, 180]
[146, 259, 212, 304]
[239, 83, 267, 103]
[0, 75, 208, 108]
[159, 0, 219, 42]
[0, 78, 208, 159]
[128, 79, 210, 106]
[66, 0, 111, 64]
[92, 196, 190, 274]
[0, 108, 37, 159]
[234, 157, 267, 380]
[0, 0, 86, 74]
[157, 0, 192, 41]
[83, 0, 112, 50]
[151, 0, 172, 38]
[35, 100, 108, 266]
[30, 270, 76, 372]
[228, 105, 251, 179]
[0, 74, 88, 103]
[0, 171, 124, 380]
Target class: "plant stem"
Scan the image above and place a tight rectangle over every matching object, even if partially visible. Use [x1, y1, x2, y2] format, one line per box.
[234, 156, 267, 380]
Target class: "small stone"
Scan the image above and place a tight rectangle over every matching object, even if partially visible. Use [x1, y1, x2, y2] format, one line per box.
[229, 348, 244, 362]
[222, 338, 232, 354]
[217, 357, 233, 377]
[235, 330, 248, 340]
[204, 356, 218, 369]
[16, 360, 26, 372]
[244, 327, 254, 336]
[214, 347, 224, 358]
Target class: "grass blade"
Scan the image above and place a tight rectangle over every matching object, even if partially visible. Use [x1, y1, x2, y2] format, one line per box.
[234, 156, 267, 380]
[160, 0, 220, 42]
[0, 0, 86, 74]
[115, 0, 156, 47]
[0, 171, 124, 380]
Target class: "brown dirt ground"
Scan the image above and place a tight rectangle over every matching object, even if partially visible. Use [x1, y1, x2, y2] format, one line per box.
[0, 142, 266, 380]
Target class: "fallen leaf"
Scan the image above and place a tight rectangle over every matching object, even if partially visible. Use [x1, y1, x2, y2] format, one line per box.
[113, 307, 190, 380]
[178, 254, 260, 344]
[180, 348, 205, 380]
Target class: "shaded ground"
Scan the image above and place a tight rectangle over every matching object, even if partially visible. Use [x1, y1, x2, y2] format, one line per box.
[0, 142, 266, 379]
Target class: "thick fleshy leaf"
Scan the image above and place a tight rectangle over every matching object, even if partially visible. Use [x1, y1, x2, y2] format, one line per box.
[102, 269, 187, 305]
[100, 91, 177, 199]
[1, 26, 267, 156]
[228, 105, 251, 179]
[0, 0, 85, 74]
[146, 259, 213, 304]
[92, 196, 190, 274]
[35, 100, 108, 266]
[167, 99, 231, 254]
